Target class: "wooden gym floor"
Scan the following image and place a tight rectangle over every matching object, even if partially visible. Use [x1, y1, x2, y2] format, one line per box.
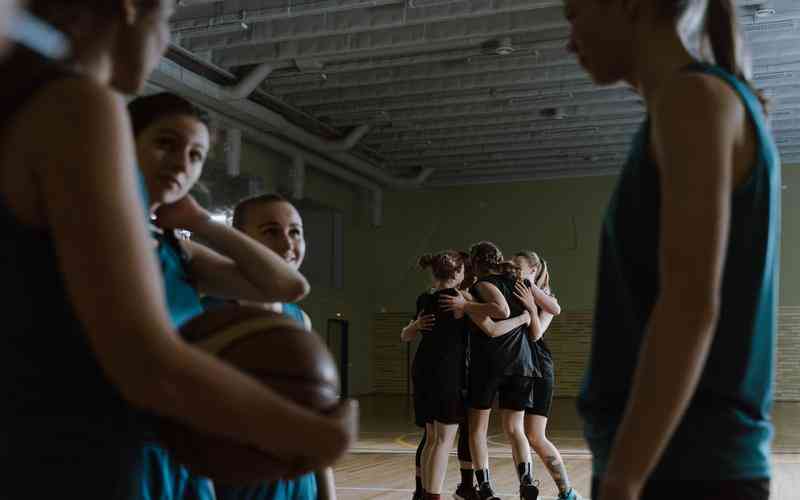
[333, 395, 800, 499]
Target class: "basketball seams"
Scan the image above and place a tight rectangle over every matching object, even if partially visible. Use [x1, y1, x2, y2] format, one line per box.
[193, 316, 302, 355]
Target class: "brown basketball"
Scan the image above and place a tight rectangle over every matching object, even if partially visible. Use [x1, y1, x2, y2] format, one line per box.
[157, 304, 340, 484]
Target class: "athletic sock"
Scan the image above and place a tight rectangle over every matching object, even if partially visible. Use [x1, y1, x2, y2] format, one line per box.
[516, 462, 533, 485]
[459, 468, 474, 487]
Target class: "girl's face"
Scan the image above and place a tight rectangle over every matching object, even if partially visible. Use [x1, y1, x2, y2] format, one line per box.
[242, 201, 306, 270]
[454, 264, 465, 286]
[564, 0, 637, 85]
[512, 256, 538, 281]
[111, 0, 175, 94]
[136, 114, 210, 207]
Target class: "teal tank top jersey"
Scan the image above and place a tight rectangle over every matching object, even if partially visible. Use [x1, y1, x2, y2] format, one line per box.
[578, 64, 781, 480]
[132, 227, 216, 500]
[214, 302, 318, 500]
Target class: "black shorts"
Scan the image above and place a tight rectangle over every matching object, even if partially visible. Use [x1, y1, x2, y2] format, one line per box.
[591, 477, 770, 500]
[525, 376, 554, 417]
[469, 375, 534, 411]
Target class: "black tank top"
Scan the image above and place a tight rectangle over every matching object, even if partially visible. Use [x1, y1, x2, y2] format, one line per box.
[469, 273, 540, 378]
[524, 279, 554, 380]
[0, 45, 147, 496]
[415, 288, 467, 359]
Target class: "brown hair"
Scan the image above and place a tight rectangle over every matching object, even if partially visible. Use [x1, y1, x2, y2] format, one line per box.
[418, 251, 464, 282]
[458, 250, 477, 291]
[662, 0, 767, 110]
[232, 193, 289, 230]
[29, 1, 160, 36]
[469, 241, 514, 276]
[128, 93, 212, 138]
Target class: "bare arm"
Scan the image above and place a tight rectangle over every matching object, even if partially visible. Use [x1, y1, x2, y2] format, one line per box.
[156, 197, 309, 303]
[539, 311, 555, 334]
[440, 282, 510, 319]
[471, 311, 531, 338]
[600, 75, 736, 498]
[514, 280, 544, 341]
[34, 80, 355, 469]
[531, 284, 561, 316]
[400, 314, 435, 342]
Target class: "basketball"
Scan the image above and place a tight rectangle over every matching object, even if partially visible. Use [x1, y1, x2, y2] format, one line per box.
[158, 305, 340, 484]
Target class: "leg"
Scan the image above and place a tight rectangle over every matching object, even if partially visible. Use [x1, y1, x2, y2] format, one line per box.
[499, 377, 539, 500]
[525, 414, 572, 496]
[468, 409, 491, 470]
[501, 409, 532, 473]
[422, 423, 436, 492]
[457, 420, 475, 485]
[454, 420, 479, 499]
[469, 409, 502, 499]
[415, 428, 428, 497]
[426, 422, 459, 495]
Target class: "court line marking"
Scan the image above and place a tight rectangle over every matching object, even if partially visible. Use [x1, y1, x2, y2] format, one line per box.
[338, 487, 557, 498]
[350, 447, 592, 458]
[390, 432, 590, 456]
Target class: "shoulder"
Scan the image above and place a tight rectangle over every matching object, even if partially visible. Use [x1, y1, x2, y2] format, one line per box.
[20, 78, 129, 172]
[654, 72, 744, 128]
[476, 280, 501, 294]
[30, 77, 125, 125]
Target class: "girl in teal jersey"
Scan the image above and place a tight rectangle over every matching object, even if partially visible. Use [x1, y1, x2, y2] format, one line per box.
[0, 2, 354, 498]
[565, 1, 780, 499]
[215, 193, 340, 500]
[129, 93, 359, 499]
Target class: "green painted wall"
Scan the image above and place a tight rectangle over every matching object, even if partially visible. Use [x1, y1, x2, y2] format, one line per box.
[236, 137, 800, 395]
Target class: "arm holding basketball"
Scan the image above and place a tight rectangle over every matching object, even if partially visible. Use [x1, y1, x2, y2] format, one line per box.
[156, 197, 309, 303]
[599, 75, 735, 499]
[36, 82, 356, 469]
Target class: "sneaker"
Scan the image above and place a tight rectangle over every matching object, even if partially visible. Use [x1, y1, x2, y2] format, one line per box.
[519, 482, 539, 500]
[477, 481, 502, 500]
[453, 483, 480, 500]
[558, 489, 583, 500]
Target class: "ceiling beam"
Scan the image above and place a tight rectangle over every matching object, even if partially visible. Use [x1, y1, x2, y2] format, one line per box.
[183, 4, 566, 53]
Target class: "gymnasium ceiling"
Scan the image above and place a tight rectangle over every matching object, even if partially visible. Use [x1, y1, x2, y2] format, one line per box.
[154, 0, 800, 189]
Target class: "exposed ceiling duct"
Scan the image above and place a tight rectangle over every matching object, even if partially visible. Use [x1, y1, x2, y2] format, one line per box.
[152, 44, 432, 190]
[166, 0, 800, 186]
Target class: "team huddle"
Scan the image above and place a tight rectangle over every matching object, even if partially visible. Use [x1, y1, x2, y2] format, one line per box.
[402, 244, 579, 500]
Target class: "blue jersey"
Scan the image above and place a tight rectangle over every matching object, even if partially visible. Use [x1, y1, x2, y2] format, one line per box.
[215, 302, 318, 500]
[578, 64, 781, 480]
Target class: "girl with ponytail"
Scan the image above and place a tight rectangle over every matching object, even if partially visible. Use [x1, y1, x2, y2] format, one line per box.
[441, 242, 542, 500]
[510, 252, 581, 500]
[403, 251, 528, 500]
[566, 1, 779, 499]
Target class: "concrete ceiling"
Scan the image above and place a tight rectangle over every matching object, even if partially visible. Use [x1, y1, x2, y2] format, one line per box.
[164, 0, 800, 188]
